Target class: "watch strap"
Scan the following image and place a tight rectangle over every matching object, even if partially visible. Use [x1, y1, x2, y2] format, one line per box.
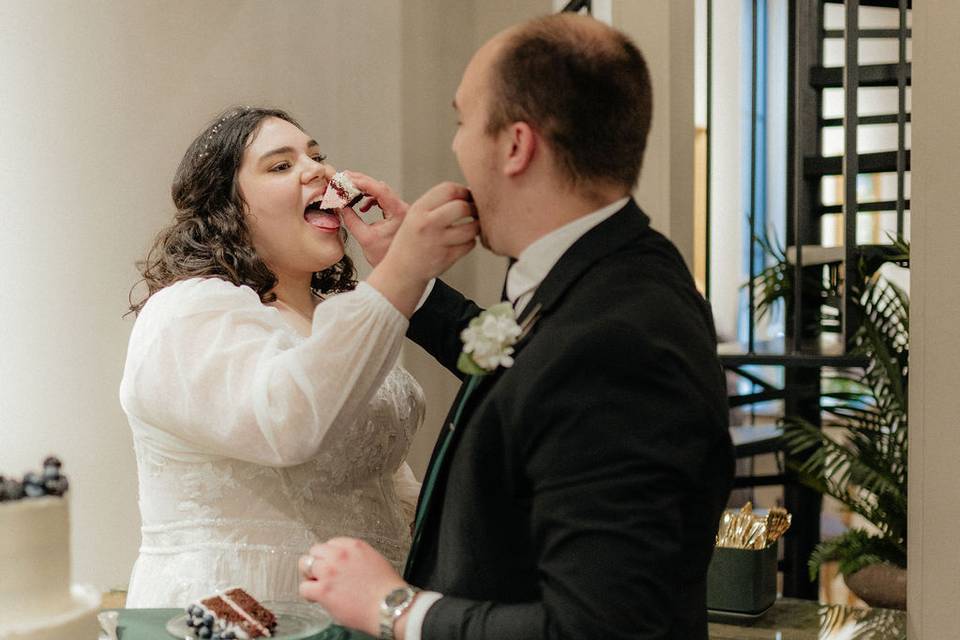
[379, 585, 420, 640]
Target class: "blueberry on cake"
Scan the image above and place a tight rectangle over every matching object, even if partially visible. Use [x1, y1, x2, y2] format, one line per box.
[185, 588, 277, 639]
[319, 171, 363, 210]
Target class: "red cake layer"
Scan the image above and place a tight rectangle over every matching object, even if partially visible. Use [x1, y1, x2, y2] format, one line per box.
[320, 172, 363, 210]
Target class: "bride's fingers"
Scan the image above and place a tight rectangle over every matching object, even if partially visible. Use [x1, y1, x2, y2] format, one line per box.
[413, 182, 472, 213]
[429, 198, 478, 227]
[344, 173, 391, 206]
[442, 220, 480, 246]
[344, 171, 409, 219]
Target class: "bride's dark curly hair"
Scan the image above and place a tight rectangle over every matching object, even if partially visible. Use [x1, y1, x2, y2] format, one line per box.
[128, 106, 356, 315]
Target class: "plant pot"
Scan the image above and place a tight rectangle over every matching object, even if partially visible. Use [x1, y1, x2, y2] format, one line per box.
[844, 563, 907, 610]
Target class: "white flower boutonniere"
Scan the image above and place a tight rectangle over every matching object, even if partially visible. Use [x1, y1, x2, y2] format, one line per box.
[457, 303, 524, 376]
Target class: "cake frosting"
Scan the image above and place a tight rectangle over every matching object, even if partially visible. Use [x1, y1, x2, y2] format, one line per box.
[0, 460, 101, 640]
[319, 171, 363, 211]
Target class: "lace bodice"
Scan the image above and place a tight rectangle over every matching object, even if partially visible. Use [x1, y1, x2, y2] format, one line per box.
[120, 278, 424, 607]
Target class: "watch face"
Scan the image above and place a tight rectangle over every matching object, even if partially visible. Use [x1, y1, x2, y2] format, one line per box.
[385, 588, 411, 608]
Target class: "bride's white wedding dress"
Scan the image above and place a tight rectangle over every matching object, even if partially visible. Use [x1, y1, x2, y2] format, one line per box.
[119, 277, 424, 607]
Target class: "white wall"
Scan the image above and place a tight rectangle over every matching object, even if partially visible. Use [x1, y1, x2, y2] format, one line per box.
[397, 1, 482, 479]
[705, 0, 747, 341]
[398, 0, 552, 478]
[612, 0, 696, 271]
[0, 0, 404, 592]
[551, 0, 698, 272]
[0, 0, 690, 593]
[908, 1, 960, 636]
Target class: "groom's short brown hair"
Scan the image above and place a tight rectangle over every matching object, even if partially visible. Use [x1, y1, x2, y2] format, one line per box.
[485, 15, 652, 190]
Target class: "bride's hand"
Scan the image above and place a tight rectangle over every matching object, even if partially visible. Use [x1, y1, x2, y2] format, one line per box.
[365, 181, 478, 317]
[338, 171, 409, 267]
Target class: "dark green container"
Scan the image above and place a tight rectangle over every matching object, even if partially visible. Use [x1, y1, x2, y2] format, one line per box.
[706, 545, 778, 615]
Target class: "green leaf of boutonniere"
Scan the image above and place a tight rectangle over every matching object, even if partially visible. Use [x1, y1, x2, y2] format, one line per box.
[456, 351, 488, 377]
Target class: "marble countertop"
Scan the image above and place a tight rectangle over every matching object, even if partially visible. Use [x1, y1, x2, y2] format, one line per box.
[104, 594, 905, 639]
[709, 598, 906, 639]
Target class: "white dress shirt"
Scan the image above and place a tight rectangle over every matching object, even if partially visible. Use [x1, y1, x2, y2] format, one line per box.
[506, 196, 630, 315]
[403, 196, 630, 640]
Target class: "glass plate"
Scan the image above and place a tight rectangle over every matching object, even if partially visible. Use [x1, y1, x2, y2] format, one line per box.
[166, 601, 332, 639]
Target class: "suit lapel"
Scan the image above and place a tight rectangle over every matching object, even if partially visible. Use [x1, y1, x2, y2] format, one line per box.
[405, 200, 651, 578]
[414, 284, 548, 504]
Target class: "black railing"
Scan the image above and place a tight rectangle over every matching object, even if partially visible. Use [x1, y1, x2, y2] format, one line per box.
[708, 0, 912, 599]
[560, 0, 591, 14]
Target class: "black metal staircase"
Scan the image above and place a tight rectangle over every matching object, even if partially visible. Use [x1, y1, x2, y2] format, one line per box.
[719, 0, 911, 599]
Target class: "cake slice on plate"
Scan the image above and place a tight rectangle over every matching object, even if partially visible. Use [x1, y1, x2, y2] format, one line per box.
[185, 587, 277, 639]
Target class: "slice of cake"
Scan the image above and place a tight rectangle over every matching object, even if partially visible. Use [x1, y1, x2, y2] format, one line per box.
[186, 587, 277, 639]
[319, 171, 363, 210]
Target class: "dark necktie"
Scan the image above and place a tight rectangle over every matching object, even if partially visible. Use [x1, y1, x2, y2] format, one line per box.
[405, 258, 517, 576]
[501, 257, 517, 303]
[404, 374, 483, 576]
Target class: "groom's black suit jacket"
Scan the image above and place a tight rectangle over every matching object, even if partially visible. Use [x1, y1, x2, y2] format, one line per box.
[406, 200, 734, 640]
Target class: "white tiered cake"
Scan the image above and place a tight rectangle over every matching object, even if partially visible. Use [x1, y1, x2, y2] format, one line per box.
[0, 466, 101, 639]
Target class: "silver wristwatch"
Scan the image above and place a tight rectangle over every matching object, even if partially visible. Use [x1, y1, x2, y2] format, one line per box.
[379, 585, 420, 640]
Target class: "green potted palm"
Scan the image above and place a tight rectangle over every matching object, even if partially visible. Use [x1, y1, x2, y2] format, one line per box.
[753, 238, 909, 609]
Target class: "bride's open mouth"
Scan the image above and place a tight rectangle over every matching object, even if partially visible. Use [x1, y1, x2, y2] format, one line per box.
[303, 197, 341, 231]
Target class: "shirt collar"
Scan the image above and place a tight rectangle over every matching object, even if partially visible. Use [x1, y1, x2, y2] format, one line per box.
[506, 196, 630, 306]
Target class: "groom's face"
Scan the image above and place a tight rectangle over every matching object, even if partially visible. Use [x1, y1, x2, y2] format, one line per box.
[452, 38, 506, 254]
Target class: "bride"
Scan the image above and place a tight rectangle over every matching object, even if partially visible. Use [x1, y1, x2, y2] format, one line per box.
[119, 106, 477, 607]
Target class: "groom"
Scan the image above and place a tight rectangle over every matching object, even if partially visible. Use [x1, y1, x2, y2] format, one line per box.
[300, 13, 734, 640]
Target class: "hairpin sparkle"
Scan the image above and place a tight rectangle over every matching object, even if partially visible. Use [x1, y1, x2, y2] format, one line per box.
[197, 106, 252, 159]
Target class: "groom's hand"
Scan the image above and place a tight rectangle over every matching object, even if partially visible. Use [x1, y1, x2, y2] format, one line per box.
[339, 171, 410, 267]
[299, 538, 407, 638]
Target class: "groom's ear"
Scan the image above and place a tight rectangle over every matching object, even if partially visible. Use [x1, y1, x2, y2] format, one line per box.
[502, 122, 536, 177]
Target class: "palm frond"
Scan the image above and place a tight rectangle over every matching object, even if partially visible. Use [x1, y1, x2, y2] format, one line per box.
[851, 276, 909, 416]
[748, 236, 910, 579]
[782, 419, 903, 510]
[807, 529, 905, 580]
[850, 610, 907, 640]
[819, 602, 906, 640]
[750, 233, 790, 322]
